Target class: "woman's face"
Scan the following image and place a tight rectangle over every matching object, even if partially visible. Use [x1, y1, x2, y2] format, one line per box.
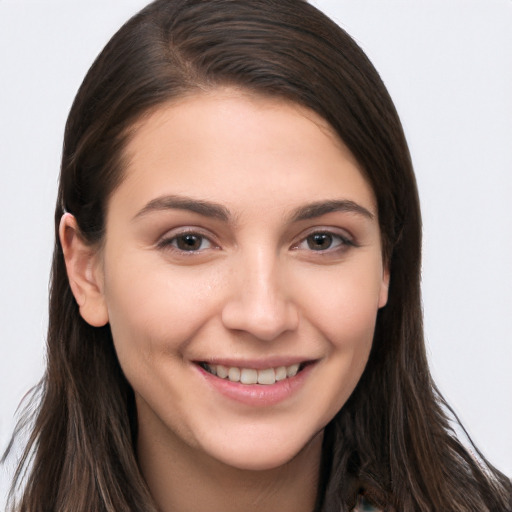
[88, 90, 388, 471]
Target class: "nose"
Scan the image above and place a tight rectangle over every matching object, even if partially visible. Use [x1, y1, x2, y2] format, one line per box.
[221, 250, 299, 341]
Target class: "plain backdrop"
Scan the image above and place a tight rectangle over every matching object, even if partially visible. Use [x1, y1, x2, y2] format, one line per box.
[1, 0, 511, 505]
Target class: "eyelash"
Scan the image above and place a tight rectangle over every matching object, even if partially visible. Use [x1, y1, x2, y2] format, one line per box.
[157, 229, 216, 254]
[157, 228, 355, 255]
[292, 230, 356, 253]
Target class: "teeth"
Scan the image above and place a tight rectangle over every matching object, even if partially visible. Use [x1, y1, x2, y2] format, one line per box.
[275, 366, 287, 381]
[216, 365, 228, 378]
[257, 368, 275, 385]
[202, 363, 303, 385]
[240, 368, 258, 384]
[286, 363, 300, 377]
[228, 367, 241, 382]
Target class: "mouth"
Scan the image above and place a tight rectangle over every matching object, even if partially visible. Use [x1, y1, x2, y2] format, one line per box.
[196, 361, 311, 385]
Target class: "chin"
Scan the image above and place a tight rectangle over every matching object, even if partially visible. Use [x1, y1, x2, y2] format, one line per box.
[219, 452, 296, 472]
[204, 428, 325, 472]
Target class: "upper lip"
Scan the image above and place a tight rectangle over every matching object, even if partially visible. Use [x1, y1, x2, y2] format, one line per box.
[194, 357, 317, 370]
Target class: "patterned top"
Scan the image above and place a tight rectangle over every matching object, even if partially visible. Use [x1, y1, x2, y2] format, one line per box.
[353, 495, 382, 511]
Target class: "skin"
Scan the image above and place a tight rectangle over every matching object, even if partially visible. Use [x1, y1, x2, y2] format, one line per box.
[61, 89, 389, 512]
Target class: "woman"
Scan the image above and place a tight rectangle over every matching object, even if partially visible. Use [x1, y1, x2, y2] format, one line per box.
[4, 1, 511, 511]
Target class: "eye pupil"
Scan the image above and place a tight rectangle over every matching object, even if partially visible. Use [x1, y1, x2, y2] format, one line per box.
[307, 233, 332, 250]
[177, 234, 202, 251]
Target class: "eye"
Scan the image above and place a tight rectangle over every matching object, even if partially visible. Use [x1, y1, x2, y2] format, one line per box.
[294, 231, 353, 252]
[158, 232, 213, 252]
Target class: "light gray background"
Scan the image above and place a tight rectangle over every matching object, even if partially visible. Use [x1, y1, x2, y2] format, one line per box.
[1, 0, 511, 504]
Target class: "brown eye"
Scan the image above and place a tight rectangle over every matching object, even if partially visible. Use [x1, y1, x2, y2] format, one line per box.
[175, 234, 210, 251]
[294, 231, 354, 253]
[306, 233, 334, 251]
[160, 233, 213, 252]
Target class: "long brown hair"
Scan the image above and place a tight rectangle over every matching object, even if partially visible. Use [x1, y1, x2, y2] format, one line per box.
[4, 1, 511, 510]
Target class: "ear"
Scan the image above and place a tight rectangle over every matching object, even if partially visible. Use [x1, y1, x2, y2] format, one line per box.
[378, 266, 390, 309]
[59, 213, 109, 327]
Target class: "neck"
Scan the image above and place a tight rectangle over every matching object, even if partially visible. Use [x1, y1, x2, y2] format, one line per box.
[136, 409, 323, 512]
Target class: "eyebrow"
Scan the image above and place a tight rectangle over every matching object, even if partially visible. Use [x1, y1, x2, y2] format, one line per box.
[290, 199, 374, 222]
[133, 195, 374, 223]
[133, 195, 231, 222]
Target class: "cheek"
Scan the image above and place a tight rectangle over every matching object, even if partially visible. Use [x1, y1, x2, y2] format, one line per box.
[302, 264, 382, 422]
[292, 257, 384, 349]
[103, 255, 224, 363]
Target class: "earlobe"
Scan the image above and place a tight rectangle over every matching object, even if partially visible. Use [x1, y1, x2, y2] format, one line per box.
[59, 213, 109, 327]
[378, 267, 390, 309]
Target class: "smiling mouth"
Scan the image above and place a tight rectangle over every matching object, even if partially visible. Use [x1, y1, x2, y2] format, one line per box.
[197, 362, 310, 385]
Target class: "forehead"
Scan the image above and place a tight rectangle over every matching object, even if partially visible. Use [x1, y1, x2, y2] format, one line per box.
[114, 89, 376, 219]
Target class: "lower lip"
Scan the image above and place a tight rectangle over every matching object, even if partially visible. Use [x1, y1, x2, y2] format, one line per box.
[196, 363, 315, 407]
